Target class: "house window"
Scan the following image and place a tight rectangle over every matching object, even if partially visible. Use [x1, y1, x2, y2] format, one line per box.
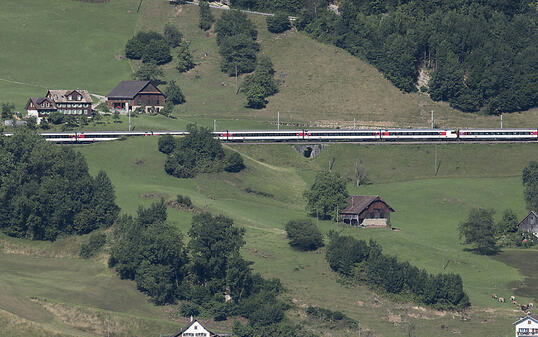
[68, 95, 72, 101]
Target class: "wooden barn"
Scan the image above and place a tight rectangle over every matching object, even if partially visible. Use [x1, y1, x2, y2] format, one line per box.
[519, 210, 538, 237]
[107, 80, 165, 113]
[340, 195, 394, 227]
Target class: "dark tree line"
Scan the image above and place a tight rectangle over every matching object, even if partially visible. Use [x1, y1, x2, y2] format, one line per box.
[0, 130, 119, 240]
[326, 233, 470, 310]
[159, 125, 245, 178]
[296, 0, 537, 114]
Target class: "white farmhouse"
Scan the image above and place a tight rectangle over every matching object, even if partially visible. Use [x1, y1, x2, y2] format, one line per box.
[514, 315, 538, 337]
[171, 319, 230, 337]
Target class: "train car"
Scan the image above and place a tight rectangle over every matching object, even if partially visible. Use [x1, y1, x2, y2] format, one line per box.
[217, 130, 304, 142]
[41, 132, 79, 142]
[380, 129, 458, 141]
[458, 129, 538, 140]
[304, 129, 380, 141]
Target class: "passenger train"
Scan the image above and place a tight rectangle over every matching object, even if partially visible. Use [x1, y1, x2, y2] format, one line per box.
[2, 128, 537, 143]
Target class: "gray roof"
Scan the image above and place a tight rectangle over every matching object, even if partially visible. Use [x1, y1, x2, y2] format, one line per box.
[519, 211, 538, 232]
[47, 89, 92, 103]
[107, 81, 151, 99]
[513, 315, 538, 325]
[340, 195, 395, 215]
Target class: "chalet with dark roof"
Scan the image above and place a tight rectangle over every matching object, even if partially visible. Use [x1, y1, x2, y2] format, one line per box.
[340, 195, 394, 227]
[25, 97, 57, 123]
[25, 89, 93, 124]
[519, 211, 538, 237]
[107, 80, 165, 113]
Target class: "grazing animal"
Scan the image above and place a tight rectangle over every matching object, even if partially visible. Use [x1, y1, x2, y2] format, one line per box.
[510, 296, 516, 301]
[529, 303, 534, 308]
[512, 300, 518, 305]
[492, 294, 498, 299]
[498, 297, 505, 303]
[521, 304, 529, 311]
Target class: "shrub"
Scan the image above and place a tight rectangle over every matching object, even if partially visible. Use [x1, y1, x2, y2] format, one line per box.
[158, 134, 176, 154]
[49, 111, 65, 124]
[225, 152, 245, 172]
[176, 194, 192, 207]
[266, 12, 291, 33]
[285, 219, 324, 251]
[179, 302, 200, 317]
[164, 23, 183, 48]
[80, 232, 107, 258]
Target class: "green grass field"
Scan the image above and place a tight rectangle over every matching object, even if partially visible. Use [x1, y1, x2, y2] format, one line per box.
[2, 138, 535, 336]
[1, 0, 537, 129]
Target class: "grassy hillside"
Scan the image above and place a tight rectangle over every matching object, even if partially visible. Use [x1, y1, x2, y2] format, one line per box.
[1, 0, 536, 129]
[0, 0, 136, 109]
[3, 139, 535, 336]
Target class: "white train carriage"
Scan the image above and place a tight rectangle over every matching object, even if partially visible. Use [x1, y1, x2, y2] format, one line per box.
[41, 132, 79, 142]
[458, 129, 538, 140]
[305, 129, 380, 141]
[217, 130, 304, 141]
[380, 129, 458, 140]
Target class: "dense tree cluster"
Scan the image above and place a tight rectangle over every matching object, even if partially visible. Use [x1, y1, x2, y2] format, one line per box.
[109, 204, 292, 328]
[231, 0, 313, 15]
[125, 32, 172, 65]
[284, 219, 324, 251]
[241, 56, 278, 108]
[326, 233, 470, 310]
[199, 0, 214, 31]
[304, 171, 349, 221]
[266, 12, 291, 33]
[0, 130, 119, 240]
[215, 11, 259, 75]
[160, 125, 245, 178]
[296, 0, 537, 113]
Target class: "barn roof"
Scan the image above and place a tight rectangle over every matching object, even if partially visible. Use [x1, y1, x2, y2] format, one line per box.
[107, 81, 159, 99]
[340, 195, 395, 215]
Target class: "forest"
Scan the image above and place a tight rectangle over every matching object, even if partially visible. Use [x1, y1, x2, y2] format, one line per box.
[0, 130, 119, 240]
[233, 0, 537, 114]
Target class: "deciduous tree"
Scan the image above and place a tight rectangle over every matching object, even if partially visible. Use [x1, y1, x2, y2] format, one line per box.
[459, 208, 498, 255]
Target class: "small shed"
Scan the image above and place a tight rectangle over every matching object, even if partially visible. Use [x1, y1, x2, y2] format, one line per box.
[519, 211, 538, 237]
[340, 195, 394, 227]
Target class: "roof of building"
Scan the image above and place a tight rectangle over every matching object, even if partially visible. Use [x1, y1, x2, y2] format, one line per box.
[340, 195, 395, 215]
[513, 315, 538, 325]
[47, 89, 92, 103]
[107, 81, 163, 99]
[170, 319, 216, 337]
[26, 97, 57, 110]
